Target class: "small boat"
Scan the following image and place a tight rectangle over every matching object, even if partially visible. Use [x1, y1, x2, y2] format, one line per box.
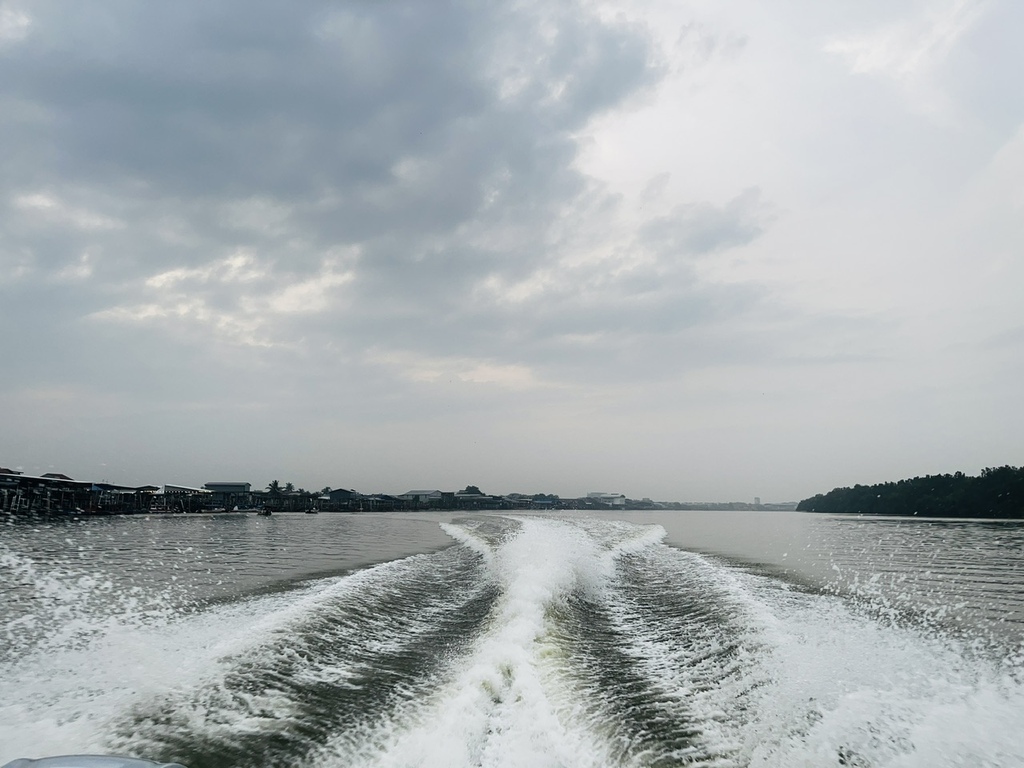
[257, 508, 272, 516]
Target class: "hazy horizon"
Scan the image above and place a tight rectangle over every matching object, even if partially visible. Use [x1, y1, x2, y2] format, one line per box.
[3, 1, 1022, 502]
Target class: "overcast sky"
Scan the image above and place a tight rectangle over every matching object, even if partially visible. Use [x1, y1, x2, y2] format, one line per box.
[2, 0, 1022, 501]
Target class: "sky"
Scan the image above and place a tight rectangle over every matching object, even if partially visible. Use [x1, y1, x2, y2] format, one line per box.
[2, 0, 1022, 502]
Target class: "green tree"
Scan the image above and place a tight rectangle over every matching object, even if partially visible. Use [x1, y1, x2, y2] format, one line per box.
[797, 466, 1024, 518]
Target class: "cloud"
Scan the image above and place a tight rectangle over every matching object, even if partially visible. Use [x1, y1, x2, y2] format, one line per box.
[7, 1, 1018, 498]
[824, 0, 987, 81]
[367, 350, 547, 392]
[143, 252, 268, 290]
[91, 248, 361, 349]
[673, 21, 747, 73]
[13, 191, 124, 231]
[638, 187, 766, 258]
[262, 264, 356, 315]
[53, 251, 93, 281]
[0, 0, 657, 385]
[0, 1, 787, 416]
[0, 2, 30, 46]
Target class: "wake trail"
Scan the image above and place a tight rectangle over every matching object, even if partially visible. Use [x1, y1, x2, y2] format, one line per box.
[5, 516, 1024, 768]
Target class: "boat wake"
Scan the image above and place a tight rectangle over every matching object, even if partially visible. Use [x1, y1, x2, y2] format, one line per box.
[2, 516, 1023, 767]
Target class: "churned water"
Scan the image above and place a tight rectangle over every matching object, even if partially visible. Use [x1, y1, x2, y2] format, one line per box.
[1, 511, 1023, 767]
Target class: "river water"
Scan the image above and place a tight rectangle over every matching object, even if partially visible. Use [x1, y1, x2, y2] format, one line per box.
[1, 511, 1022, 767]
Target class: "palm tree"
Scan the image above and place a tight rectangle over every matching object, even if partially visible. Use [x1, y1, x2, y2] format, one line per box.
[284, 482, 295, 493]
[267, 480, 281, 495]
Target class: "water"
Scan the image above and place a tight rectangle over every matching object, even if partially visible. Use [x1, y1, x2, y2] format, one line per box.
[1, 511, 1023, 767]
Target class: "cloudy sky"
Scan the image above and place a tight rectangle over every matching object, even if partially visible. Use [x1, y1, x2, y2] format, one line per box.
[2, 0, 1022, 501]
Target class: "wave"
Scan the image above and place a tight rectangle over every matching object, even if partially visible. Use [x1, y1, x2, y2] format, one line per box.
[2, 516, 1022, 767]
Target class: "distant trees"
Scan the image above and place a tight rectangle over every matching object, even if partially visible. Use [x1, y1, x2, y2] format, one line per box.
[460, 485, 483, 495]
[262, 481, 318, 511]
[530, 493, 560, 503]
[797, 466, 1024, 518]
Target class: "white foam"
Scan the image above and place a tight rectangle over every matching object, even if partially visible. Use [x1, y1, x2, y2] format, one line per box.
[438, 520, 500, 564]
[693, 557, 1024, 768]
[5, 517, 1024, 768]
[0, 580, 318, 760]
[317, 517, 656, 768]
[0, 551, 449, 763]
[439, 520, 1024, 768]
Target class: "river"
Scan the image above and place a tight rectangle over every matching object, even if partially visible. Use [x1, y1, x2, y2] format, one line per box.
[1, 511, 1022, 767]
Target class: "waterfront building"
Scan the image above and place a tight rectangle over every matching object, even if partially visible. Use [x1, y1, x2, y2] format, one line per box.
[204, 482, 254, 509]
[586, 492, 627, 507]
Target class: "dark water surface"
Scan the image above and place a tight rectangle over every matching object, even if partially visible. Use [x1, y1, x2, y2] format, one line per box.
[2, 511, 1023, 767]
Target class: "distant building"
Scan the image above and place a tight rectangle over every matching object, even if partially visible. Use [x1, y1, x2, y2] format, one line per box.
[165, 484, 212, 494]
[357, 494, 406, 511]
[454, 491, 506, 509]
[327, 487, 356, 504]
[399, 490, 444, 504]
[587, 492, 626, 507]
[754, 497, 761, 506]
[204, 482, 254, 509]
[204, 482, 251, 495]
[161, 484, 212, 513]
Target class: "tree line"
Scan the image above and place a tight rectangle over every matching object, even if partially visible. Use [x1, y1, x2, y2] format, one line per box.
[797, 466, 1024, 518]
[266, 480, 331, 496]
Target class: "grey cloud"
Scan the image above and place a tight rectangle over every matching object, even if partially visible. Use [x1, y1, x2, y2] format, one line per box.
[1, 0, 655, 280]
[322, 178, 776, 384]
[4, 1, 649, 204]
[1, 0, 665, 401]
[639, 187, 766, 258]
[0, 0, 787, 440]
[6, 4, 480, 198]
